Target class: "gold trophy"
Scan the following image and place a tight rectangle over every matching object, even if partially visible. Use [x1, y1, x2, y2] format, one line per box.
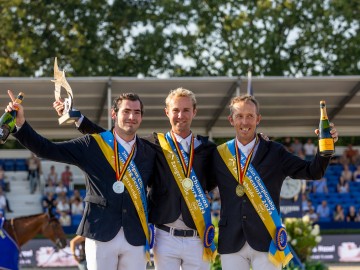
[52, 57, 81, 125]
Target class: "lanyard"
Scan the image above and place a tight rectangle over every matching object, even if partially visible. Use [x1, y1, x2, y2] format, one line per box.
[113, 131, 136, 182]
[235, 135, 258, 185]
[170, 132, 195, 178]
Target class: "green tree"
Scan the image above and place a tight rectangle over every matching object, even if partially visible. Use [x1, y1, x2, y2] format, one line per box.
[0, 0, 359, 77]
[0, 0, 120, 76]
[145, 0, 360, 76]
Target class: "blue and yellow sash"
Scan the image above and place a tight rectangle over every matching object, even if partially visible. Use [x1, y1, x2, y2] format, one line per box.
[92, 131, 153, 263]
[217, 139, 293, 267]
[158, 132, 217, 262]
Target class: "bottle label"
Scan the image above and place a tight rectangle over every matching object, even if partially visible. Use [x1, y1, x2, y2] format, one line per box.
[319, 138, 334, 151]
[0, 125, 10, 142]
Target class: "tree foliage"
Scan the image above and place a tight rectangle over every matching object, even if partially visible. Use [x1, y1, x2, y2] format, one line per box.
[0, 0, 359, 77]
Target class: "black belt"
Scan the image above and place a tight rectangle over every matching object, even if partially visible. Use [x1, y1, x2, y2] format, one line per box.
[156, 224, 198, 237]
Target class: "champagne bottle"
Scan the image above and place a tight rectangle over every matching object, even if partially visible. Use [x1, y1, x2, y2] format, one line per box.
[318, 100, 335, 157]
[0, 92, 24, 144]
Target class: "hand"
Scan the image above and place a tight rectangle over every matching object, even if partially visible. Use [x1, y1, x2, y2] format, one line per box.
[314, 122, 338, 143]
[259, 132, 269, 141]
[6, 90, 25, 127]
[53, 98, 65, 116]
[329, 123, 339, 143]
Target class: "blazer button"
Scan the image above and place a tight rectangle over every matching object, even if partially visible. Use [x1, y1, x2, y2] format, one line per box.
[123, 209, 127, 213]
[242, 215, 247, 219]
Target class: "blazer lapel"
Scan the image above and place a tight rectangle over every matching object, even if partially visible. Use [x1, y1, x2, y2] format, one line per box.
[134, 137, 144, 163]
[251, 136, 269, 167]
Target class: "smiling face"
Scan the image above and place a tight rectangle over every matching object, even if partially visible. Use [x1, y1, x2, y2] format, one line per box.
[165, 96, 197, 138]
[112, 99, 142, 142]
[228, 98, 261, 145]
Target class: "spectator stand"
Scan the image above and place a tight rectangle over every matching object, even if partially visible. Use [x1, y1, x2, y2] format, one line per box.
[0, 158, 28, 172]
[0, 150, 44, 219]
[1, 150, 87, 233]
[40, 160, 87, 233]
[40, 160, 86, 191]
[309, 161, 360, 229]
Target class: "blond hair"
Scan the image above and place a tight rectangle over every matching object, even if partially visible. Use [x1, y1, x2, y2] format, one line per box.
[165, 87, 197, 109]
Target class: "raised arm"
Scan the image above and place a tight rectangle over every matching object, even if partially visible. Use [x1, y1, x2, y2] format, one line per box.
[53, 99, 105, 134]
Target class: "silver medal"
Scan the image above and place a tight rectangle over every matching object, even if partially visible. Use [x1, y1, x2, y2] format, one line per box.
[113, 181, 125, 194]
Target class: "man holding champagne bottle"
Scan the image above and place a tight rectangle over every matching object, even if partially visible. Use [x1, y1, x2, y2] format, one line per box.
[212, 94, 338, 270]
[54, 88, 218, 270]
[5, 90, 156, 270]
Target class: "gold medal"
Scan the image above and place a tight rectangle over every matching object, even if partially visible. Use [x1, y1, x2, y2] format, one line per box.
[236, 184, 245, 197]
[182, 177, 193, 191]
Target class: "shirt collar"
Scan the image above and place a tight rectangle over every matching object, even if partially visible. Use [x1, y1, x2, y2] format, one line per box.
[236, 137, 256, 157]
[114, 132, 136, 153]
[173, 132, 192, 145]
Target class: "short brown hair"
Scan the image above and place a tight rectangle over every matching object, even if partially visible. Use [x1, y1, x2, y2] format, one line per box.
[229, 95, 260, 116]
[112, 93, 144, 115]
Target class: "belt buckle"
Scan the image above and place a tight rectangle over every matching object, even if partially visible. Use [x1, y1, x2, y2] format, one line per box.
[169, 227, 175, 236]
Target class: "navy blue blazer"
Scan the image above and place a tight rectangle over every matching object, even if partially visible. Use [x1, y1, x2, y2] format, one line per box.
[77, 116, 217, 229]
[214, 136, 330, 254]
[13, 121, 155, 245]
[144, 132, 216, 229]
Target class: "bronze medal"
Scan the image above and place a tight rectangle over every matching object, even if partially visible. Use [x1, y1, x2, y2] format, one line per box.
[236, 184, 245, 197]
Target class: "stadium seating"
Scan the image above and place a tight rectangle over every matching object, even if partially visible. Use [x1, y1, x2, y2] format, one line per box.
[0, 158, 28, 172]
[310, 163, 360, 222]
[15, 159, 27, 171]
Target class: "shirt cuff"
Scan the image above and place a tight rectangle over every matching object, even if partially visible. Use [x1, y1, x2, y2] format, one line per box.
[75, 114, 84, 128]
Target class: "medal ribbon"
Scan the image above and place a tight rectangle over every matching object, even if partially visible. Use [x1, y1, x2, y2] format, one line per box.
[92, 131, 152, 264]
[170, 131, 194, 178]
[158, 133, 217, 262]
[217, 140, 293, 268]
[113, 131, 136, 183]
[235, 135, 258, 185]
